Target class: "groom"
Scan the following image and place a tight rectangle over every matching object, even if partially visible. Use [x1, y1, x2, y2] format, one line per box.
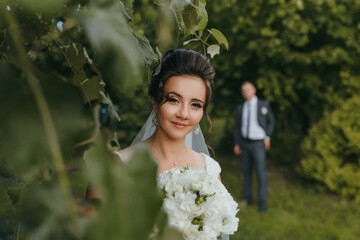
[234, 81, 275, 212]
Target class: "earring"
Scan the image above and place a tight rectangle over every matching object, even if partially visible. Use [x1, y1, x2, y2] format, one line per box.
[152, 114, 158, 126]
[194, 125, 200, 135]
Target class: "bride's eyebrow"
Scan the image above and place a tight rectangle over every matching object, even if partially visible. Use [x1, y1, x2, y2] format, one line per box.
[168, 91, 181, 98]
[192, 98, 205, 104]
[168, 91, 204, 104]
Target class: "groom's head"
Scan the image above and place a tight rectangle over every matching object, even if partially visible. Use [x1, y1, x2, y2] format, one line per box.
[241, 81, 256, 101]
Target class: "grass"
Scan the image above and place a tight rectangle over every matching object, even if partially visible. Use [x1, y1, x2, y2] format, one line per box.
[216, 154, 360, 240]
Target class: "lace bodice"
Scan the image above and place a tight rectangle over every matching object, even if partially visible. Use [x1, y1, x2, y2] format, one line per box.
[201, 153, 221, 178]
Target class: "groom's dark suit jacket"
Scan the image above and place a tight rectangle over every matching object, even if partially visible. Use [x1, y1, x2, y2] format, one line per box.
[234, 98, 275, 146]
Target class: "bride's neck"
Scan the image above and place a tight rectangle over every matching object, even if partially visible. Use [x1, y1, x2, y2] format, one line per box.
[146, 131, 189, 162]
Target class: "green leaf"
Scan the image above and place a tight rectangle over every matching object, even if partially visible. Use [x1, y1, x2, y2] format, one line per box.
[83, 143, 162, 239]
[0, 63, 90, 180]
[197, 2, 208, 31]
[136, 37, 158, 67]
[77, 0, 142, 94]
[21, 181, 77, 239]
[180, 1, 208, 34]
[169, 0, 186, 30]
[0, 180, 20, 236]
[99, 91, 121, 123]
[183, 38, 200, 45]
[199, 0, 207, 7]
[19, 0, 68, 14]
[159, 225, 183, 240]
[208, 28, 229, 50]
[182, 3, 199, 34]
[207, 44, 220, 58]
[63, 43, 106, 103]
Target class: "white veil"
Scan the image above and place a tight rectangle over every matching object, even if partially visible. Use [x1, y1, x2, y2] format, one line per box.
[131, 111, 230, 240]
[131, 111, 209, 156]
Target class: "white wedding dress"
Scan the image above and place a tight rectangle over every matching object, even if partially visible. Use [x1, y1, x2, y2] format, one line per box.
[200, 153, 221, 178]
[114, 151, 230, 240]
[114, 112, 230, 240]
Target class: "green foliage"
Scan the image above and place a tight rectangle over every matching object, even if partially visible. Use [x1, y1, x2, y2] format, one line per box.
[0, 63, 89, 180]
[206, 0, 360, 166]
[83, 143, 163, 240]
[21, 180, 78, 240]
[115, 85, 151, 148]
[300, 95, 360, 203]
[207, 28, 228, 50]
[128, 0, 228, 57]
[78, 0, 147, 94]
[218, 154, 360, 240]
[0, 0, 228, 238]
[17, 0, 68, 14]
[62, 42, 106, 103]
[0, 180, 21, 239]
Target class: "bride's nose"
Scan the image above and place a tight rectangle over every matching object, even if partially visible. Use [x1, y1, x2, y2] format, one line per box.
[176, 104, 189, 120]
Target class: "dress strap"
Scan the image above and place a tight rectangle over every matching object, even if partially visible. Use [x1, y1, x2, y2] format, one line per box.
[201, 153, 221, 178]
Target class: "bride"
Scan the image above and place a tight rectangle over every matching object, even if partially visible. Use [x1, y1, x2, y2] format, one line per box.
[115, 49, 220, 179]
[114, 49, 232, 239]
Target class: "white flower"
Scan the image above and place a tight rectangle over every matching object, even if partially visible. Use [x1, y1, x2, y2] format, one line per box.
[183, 223, 199, 240]
[158, 167, 239, 239]
[260, 106, 268, 115]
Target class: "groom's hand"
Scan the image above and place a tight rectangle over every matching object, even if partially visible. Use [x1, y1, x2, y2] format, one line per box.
[234, 145, 241, 155]
[264, 139, 271, 151]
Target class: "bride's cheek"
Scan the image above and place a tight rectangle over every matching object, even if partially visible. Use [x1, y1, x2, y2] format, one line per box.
[194, 111, 203, 124]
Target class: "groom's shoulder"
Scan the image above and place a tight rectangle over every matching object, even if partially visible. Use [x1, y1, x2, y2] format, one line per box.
[257, 98, 266, 102]
[258, 98, 270, 105]
[236, 103, 243, 109]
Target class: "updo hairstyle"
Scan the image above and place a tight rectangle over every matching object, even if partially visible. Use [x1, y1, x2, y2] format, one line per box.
[148, 49, 215, 118]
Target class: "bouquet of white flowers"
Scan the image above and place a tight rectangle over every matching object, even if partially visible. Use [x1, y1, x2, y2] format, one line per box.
[157, 166, 239, 240]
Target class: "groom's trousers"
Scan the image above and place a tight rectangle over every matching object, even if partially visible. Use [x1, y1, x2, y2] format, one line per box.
[240, 138, 267, 210]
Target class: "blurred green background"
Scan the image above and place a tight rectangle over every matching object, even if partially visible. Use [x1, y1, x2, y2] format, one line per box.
[0, 0, 359, 239]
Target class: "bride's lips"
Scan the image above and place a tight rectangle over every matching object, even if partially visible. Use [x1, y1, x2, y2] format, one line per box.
[171, 121, 188, 129]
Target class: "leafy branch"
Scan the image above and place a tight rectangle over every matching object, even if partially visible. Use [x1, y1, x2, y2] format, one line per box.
[3, 9, 80, 237]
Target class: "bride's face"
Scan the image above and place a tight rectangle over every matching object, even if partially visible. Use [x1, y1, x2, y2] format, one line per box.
[156, 75, 206, 140]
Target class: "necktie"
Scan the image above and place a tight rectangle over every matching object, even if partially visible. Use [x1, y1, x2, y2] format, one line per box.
[246, 101, 251, 138]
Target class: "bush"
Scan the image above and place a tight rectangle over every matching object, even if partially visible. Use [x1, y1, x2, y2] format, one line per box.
[300, 95, 360, 203]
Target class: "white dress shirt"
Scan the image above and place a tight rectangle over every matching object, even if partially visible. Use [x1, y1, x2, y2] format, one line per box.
[241, 96, 267, 140]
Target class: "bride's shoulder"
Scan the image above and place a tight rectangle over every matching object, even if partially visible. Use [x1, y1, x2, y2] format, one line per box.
[199, 153, 222, 177]
[114, 144, 137, 162]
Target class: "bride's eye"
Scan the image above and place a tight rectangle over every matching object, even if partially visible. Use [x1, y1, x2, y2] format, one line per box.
[167, 97, 179, 104]
[191, 102, 203, 109]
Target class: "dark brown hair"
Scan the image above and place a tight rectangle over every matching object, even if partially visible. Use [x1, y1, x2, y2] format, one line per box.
[241, 81, 256, 89]
[148, 49, 215, 129]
